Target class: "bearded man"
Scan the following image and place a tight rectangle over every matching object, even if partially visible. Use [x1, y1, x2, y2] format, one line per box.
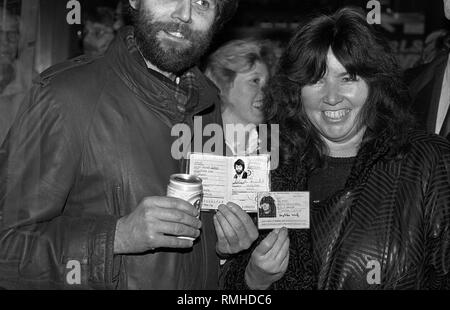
[0, 0, 259, 290]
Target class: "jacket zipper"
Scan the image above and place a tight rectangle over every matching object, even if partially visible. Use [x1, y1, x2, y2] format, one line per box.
[113, 185, 123, 217]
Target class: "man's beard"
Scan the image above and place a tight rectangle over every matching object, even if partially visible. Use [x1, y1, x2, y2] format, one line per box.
[132, 6, 214, 75]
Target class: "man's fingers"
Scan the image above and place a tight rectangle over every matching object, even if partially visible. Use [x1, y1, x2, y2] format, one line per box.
[158, 221, 200, 238]
[255, 229, 279, 255]
[226, 202, 259, 240]
[154, 207, 202, 229]
[146, 197, 198, 217]
[156, 234, 194, 249]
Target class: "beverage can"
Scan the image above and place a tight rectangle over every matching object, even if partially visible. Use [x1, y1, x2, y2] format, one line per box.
[167, 174, 203, 240]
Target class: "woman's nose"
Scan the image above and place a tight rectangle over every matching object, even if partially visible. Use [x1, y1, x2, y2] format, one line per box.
[171, 0, 192, 24]
[323, 82, 343, 106]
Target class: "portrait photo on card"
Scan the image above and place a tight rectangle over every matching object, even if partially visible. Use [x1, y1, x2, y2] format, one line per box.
[258, 195, 277, 218]
[232, 158, 251, 184]
[257, 192, 310, 230]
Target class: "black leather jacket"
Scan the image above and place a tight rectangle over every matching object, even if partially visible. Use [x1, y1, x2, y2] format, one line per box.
[0, 27, 222, 289]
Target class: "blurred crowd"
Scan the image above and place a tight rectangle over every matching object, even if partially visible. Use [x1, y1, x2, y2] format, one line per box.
[1, 3, 449, 99]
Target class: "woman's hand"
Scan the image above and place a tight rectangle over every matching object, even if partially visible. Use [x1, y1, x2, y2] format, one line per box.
[245, 228, 290, 290]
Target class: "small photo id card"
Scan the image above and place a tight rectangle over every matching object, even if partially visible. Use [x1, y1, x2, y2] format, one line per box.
[257, 192, 310, 230]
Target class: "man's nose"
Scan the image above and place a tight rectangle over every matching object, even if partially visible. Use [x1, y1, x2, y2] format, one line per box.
[171, 0, 192, 24]
[323, 82, 343, 106]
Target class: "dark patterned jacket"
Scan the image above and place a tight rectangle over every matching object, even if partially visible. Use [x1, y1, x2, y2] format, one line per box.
[222, 130, 450, 290]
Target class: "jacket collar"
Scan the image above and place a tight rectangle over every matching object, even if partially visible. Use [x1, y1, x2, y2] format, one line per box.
[104, 26, 218, 124]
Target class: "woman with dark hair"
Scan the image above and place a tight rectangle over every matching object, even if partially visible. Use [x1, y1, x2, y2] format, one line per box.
[222, 8, 450, 290]
[259, 196, 276, 218]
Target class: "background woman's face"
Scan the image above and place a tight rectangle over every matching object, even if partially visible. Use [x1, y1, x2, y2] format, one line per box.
[224, 61, 269, 125]
[301, 49, 369, 145]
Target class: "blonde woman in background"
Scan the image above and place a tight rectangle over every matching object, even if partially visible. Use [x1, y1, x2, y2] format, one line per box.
[205, 39, 276, 155]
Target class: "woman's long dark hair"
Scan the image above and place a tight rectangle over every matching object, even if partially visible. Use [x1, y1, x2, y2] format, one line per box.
[265, 8, 416, 171]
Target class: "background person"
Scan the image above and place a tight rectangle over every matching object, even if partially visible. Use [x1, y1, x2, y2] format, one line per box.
[0, 6, 28, 97]
[0, 6, 22, 95]
[405, 0, 450, 140]
[223, 8, 450, 290]
[418, 29, 450, 65]
[204, 39, 274, 155]
[82, 6, 117, 57]
[0, 6, 28, 144]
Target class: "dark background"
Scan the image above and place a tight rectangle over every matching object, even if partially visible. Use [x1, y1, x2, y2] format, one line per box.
[2, 0, 450, 73]
[73, 0, 450, 69]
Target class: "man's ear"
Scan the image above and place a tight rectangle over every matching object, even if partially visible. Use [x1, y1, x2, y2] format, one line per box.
[129, 0, 139, 10]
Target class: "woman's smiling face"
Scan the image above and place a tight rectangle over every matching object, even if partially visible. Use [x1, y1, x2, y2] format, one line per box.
[301, 48, 369, 146]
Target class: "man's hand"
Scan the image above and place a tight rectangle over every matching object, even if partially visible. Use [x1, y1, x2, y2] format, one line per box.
[245, 228, 290, 290]
[114, 196, 202, 254]
[213, 202, 259, 255]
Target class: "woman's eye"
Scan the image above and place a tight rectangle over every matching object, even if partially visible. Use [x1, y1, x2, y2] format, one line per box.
[342, 75, 358, 82]
[252, 78, 261, 84]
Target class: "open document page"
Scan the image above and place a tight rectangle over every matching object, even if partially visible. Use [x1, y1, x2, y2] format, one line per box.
[188, 153, 271, 212]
